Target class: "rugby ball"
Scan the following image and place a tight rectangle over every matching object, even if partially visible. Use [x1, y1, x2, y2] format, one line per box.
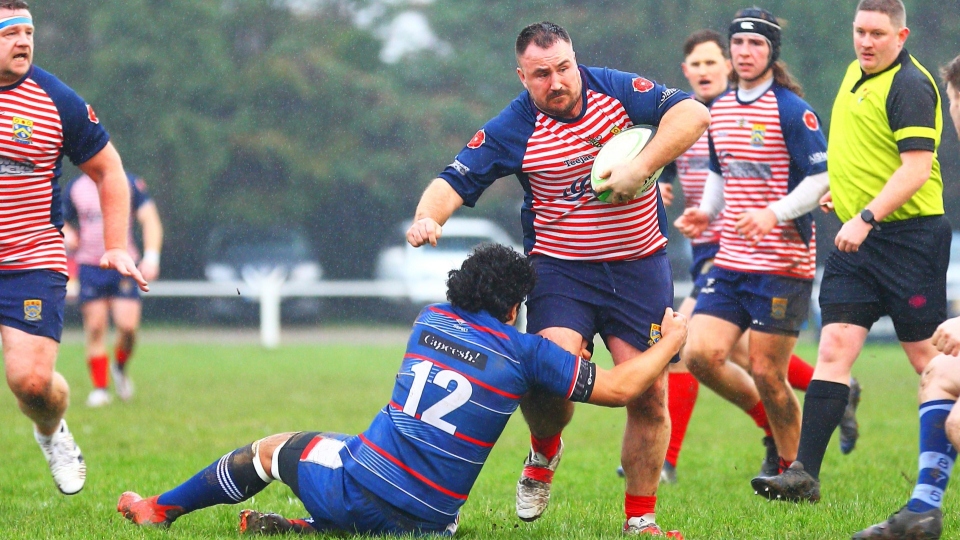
[590, 125, 664, 202]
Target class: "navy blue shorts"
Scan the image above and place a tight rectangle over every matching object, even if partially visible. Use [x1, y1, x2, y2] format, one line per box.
[689, 243, 719, 298]
[0, 270, 67, 341]
[280, 432, 456, 536]
[525, 252, 678, 361]
[78, 264, 140, 304]
[693, 266, 812, 336]
[819, 215, 950, 342]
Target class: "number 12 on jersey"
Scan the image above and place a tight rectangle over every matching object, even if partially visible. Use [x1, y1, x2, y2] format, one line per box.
[402, 361, 473, 435]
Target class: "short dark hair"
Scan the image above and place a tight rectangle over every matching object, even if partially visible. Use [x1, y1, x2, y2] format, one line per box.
[446, 243, 536, 322]
[683, 29, 727, 58]
[856, 0, 906, 28]
[0, 1, 29, 10]
[941, 55, 960, 90]
[516, 21, 571, 58]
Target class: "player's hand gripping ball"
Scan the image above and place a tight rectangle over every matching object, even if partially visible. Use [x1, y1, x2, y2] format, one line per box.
[591, 125, 665, 202]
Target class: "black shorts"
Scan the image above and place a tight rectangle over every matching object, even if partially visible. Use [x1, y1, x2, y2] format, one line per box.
[819, 215, 950, 342]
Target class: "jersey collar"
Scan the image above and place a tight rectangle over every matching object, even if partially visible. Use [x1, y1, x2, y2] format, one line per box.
[851, 48, 909, 92]
[0, 64, 32, 92]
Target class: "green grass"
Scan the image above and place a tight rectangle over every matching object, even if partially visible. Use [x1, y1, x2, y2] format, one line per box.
[0, 339, 953, 539]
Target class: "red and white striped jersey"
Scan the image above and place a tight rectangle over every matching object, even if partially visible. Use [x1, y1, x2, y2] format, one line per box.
[440, 66, 690, 262]
[707, 84, 828, 280]
[63, 173, 150, 266]
[0, 66, 110, 274]
[676, 130, 722, 246]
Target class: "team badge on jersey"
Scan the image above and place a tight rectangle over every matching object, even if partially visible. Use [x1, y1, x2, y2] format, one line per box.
[467, 129, 485, 149]
[771, 298, 788, 320]
[23, 299, 42, 321]
[647, 323, 662, 347]
[751, 124, 766, 147]
[632, 77, 654, 93]
[11, 116, 33, 145]
[803, 110, 819, 131]
[86, 104, 100, 124]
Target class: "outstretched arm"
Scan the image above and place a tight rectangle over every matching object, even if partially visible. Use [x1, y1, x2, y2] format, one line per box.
[406, 179, 465, 247]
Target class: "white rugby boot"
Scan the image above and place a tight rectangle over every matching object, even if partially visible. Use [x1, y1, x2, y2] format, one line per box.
[86, 388, 112, 407]
[111, 363, 134, 402]
[35, 419, 86, 495]
[516, 440, 563, 522]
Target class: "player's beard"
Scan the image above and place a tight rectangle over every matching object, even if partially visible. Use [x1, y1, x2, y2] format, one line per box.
[539, 89, 581, 119]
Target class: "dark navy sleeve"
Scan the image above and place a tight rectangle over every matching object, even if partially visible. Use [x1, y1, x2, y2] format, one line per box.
[658, 161, 677, 184]
[520, 334, 595, 403]
[887, 56, 939, 153]
[61, 179, 78, 223]
[775, 87, 829, 184]
[437, 98, 535, 208]
[707, 130, 722, 175]
[30, 67, 110, 166]
[129, 173, 151, 210]
[586, 67, 692, 127]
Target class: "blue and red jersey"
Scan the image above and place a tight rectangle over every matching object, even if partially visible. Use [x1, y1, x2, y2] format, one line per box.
[341, 304, 595, 524]
[63, 173, 151, 266]
[439, 66, 690, 262]
[0, 66, 109, 274]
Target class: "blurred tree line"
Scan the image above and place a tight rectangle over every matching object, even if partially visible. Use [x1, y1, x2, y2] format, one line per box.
[30, 0, 960, 279]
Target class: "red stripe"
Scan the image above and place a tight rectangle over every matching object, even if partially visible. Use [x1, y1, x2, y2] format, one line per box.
[426, 306, 509, 339]
[299, 435, 322, 460]
[565, 358, 581, 400]
[389, 400, 493, 447]
[358, 434, 468, 500]
[404, 353, 521, 399]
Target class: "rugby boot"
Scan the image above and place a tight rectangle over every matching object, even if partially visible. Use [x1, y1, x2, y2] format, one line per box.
[758, 436, 780, 477]
[623, 516, 684, 538]
[111, 363, 135, 402]
[516, 440, 563, 522]
[751, 461, 821, 502]
[839, 377, 862, 455]
[660, 461, 678, 484]
[239, 509, 316, 535]
[117, 492, 184, 527]
[36, 419, 86, 495]
[851, 506, 942, 539]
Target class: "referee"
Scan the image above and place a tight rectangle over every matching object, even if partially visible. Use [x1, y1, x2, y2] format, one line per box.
[754, 0, 949, 503]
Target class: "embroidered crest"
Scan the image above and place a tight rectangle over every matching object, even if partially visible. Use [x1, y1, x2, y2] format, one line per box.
[647, 323, 662, 347]
[803, 110, 819, 131]
[86, 104, 100, 124]
[24, 299, 41, 321]
[467, 129, 485, 149]
[632, 77, 654, 93]
[11, 116, 33, 145]
[751, 123, 766, 147]
[771, 298, 788, 320]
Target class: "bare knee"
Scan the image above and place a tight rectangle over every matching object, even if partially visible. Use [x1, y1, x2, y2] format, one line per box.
[750, 360, 785, 395]
[627, 376, 668, 423]
[686, 345, 728, 380]
[8, 369, 53, 406]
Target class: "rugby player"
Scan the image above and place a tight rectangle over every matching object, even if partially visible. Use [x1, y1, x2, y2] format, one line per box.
[849, 52, 960, 540]
[754, 0, 949, 505]
[0, 0, 146, 496]
[405, 21, 708, 536]
[674, 7, 830, 487]
[117, 244, 687, 536]
[63, 172, 163, 407]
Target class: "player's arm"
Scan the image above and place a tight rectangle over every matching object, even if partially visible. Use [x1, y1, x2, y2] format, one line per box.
[77, 142, 148, 290]
[737, 171, 830, 246]
[586, 308, 687, 407]
[407, 179, 465, 247]
[136, 201, 163, 281]
[932, 317, 960, 357]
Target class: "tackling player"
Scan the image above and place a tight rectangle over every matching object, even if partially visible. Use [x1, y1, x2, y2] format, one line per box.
[62, 172, 163, 407]
[754, 0, 949, 505]
[674, 7, 830, 490]
[0, 0, 146, 496]
[117, 243, 688, 536]
[405, 21, 708, 536]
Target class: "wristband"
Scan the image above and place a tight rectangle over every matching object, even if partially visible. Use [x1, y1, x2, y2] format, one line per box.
[142, 249, 160, 265]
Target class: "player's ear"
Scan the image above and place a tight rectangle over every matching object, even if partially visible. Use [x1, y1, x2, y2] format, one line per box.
[505, 303, 520, 325]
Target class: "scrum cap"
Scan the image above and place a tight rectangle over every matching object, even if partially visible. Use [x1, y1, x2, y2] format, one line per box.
[729, 7, 781, 64]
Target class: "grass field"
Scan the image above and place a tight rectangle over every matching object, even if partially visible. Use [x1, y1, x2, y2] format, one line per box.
[0, 335, 954, 539]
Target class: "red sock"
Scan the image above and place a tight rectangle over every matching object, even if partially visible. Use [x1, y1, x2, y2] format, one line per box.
[665, 372, 699, 467]
[115, 347, 131, 371]
[531, 432, 562, 460]
[787, 354, 814, 391]
[624, 494, 657, 519]
[746, 401, 773, 437]
[88, 354, 109, 389]
[778, 457, 793, 473]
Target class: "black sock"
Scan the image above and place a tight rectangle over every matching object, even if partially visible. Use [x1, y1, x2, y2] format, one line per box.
[795, 380, 849, 479]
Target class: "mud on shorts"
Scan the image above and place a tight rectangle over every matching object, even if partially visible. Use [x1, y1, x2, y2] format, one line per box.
[0, 270, 67, 341]
[819, 215, 950, 342]
[525, 251, 679, 362]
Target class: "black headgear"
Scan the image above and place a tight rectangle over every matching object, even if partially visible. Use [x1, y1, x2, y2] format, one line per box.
[729, 7, 782, 74]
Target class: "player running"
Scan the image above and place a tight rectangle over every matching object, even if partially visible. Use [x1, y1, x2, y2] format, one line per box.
[405, 22, 708, 535]
[63, 172, 163, 407]
[674, 7, 830, 488]
[754, 0, 949, 505]
[0, 0, 146, 496]
[117, 243, 688, 536]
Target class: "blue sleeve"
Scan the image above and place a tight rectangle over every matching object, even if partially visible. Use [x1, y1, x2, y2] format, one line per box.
[128, 173, 151, 210]
[708, 130, 721, 175]
[31, 67, 110, 166]
[437, 98, 534, 208]
[61, 179, 77, 223]
[587, 67, 692, 127]
[775, 87, 828, 186]
[518, 333, 594, 402]
[658, 161, 677, 184]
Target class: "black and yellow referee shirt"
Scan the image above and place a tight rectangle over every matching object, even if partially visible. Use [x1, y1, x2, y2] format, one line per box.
[828, 48, 943, 223]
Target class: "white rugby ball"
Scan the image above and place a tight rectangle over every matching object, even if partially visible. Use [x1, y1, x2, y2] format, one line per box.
[590, 125, 664, 202]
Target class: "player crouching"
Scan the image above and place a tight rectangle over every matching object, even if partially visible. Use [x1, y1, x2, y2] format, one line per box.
[118, 243, 687, 536]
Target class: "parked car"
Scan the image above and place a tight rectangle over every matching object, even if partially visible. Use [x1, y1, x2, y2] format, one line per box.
[375, 217, 522, 307]
[203, 226, 323, 320]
